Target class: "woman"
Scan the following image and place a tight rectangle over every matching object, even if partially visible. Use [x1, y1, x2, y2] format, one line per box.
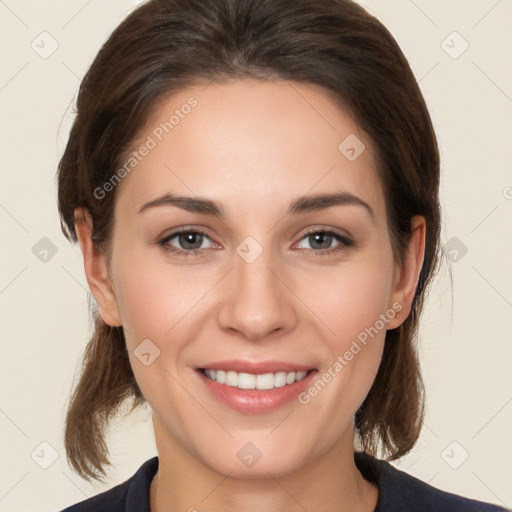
[56, 0, 507, 510]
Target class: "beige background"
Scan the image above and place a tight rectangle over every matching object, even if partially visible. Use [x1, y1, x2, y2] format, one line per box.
[1, 0, 511, 510]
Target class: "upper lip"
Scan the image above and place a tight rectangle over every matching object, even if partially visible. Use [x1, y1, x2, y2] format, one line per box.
[197, 359, 315, 374]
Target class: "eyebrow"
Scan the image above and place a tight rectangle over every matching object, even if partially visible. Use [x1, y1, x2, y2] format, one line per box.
[138, 190, 375, 222]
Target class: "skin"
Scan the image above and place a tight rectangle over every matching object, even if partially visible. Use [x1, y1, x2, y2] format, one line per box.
[75, 79, 425, 512]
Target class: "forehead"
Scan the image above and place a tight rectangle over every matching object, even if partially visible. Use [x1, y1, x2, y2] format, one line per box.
[115, 79, 386, 221]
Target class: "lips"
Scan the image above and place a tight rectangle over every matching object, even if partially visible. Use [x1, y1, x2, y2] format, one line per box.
[194, 359, 318, 414]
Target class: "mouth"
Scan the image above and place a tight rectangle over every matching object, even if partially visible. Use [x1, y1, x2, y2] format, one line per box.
[194, 361, 318, 414]
[197, 367, 314, 390]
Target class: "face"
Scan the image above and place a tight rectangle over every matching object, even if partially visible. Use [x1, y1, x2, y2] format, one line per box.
[82, 79, 422, 478]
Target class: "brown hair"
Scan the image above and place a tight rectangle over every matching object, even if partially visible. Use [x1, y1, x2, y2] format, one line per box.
[57, 0, 443, 481]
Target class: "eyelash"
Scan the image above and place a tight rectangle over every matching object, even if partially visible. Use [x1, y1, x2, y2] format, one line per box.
[157, 228, 354, 257]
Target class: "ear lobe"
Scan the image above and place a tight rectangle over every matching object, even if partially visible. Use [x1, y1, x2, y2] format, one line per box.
[386, 215, 426, 330]
[74, 207, 122, 327]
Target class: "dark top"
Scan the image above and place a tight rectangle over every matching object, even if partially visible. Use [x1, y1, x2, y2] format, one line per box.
[61, 452, 509, 511]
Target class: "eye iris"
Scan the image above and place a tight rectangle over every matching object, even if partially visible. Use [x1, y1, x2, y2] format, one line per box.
[309, 232, 332, 250]
[180, 232, 203, 250]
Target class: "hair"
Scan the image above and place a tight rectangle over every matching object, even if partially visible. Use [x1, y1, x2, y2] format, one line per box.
[57, 0, 443, 481]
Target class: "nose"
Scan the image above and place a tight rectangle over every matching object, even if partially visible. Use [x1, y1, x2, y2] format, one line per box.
[217, 247, 298, 341]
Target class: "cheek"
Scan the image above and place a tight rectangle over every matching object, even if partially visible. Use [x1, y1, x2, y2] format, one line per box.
[111, 247, 210, 348]
[114, 272, 168, 347]
[296, 248, 394, 416]
[306, 248, 395, 344]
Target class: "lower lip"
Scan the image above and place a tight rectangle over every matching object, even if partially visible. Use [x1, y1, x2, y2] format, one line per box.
[195, 369, 318, 414]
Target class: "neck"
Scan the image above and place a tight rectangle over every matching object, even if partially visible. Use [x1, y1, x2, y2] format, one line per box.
[149, 416, 378, 512]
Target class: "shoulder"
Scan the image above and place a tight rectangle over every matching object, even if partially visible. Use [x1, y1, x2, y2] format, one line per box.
[355, 452, 509, 512]
[59, 457, 158, 512]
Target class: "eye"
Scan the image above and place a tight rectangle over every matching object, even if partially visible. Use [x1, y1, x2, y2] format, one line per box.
[295, 229, 353, 255]
[157, 227, 354, 257]
[158, 229, 216, 256]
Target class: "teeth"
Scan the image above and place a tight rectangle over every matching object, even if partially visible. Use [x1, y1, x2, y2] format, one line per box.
[203, 369, 309, 390]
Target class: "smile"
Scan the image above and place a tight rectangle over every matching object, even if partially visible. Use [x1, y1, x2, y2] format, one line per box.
[195, 366, 318, 414]
[200, 368, 309, 390]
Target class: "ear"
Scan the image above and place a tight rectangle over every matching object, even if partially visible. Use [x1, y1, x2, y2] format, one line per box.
[386, 215, 426, 330]
[74, 207, 122, 327]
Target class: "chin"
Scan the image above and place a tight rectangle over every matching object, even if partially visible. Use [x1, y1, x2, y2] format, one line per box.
[192, 433, 314, 480]
[206, 452, 307, 480]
